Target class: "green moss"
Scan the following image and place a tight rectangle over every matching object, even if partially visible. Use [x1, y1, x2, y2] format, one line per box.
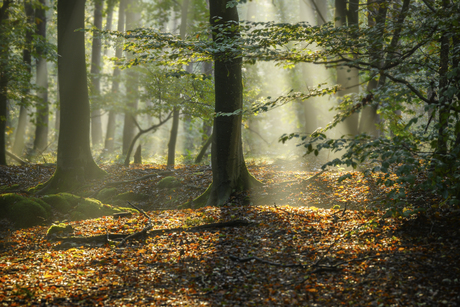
[115, 191, 149, 201]
[73, 198, 106, 219]
[0, 193, 23, 219]
[41, 194, 72, 213]
[46, 223, 73, 237]
[0, 184, 19, 192]
[0, 193, 52, 228]
[96, 188, 118, 201]
[157, 176, 182, 189]
[9, 198, 50, 228]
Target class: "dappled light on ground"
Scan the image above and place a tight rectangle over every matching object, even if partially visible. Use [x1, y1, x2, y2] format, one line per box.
[0, 163, 459, 305]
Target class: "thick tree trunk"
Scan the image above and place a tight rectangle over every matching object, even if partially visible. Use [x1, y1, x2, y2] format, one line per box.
[34, 0, 49, 152]
[39, 0, 105, 194]
[90, 0, 104, 147]
[122, 0, 140, 155]
[193, 0, 261, 208]
[12, 1, 34, 156]
[167, 107, 180, 166]
[0, 1, 11, 165]
[104, 0, 125, 152]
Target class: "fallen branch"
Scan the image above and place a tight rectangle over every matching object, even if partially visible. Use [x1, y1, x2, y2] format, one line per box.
[6, 150, 29, 165]
[104, 170, 175, 187]
[50, 219, 252, 246]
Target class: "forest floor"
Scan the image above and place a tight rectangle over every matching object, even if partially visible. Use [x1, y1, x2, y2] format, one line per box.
[0, 160, 459, 306]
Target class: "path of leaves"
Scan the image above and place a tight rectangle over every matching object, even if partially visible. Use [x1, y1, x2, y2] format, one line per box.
[0, 163, 459, 306]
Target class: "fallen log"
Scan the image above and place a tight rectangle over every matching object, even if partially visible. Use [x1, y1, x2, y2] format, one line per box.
[49, 219, 252, 245]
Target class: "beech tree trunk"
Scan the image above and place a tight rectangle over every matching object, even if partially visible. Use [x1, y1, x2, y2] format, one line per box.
[104, 0, 125, 152]
[34, 0, 49, 152]
[39, 0, 105, 194]
[12, 1, 34, 155]
[358, 0, 387, 136]
[122, 0, 140, 155]
[90, 0, 104, 147]
[167, 107, 180, 166]
[335, 0, 359, 136]
[0, 1, 11, 165]
[194, 0, 261, 207]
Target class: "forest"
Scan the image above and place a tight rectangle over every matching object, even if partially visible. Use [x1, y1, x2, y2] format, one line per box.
[0, 0, 459, 305]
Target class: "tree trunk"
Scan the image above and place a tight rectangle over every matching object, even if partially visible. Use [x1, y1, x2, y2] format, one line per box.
[193, 0, 261, 208]
[122, 0, 140, 155]
[0, 1, 11, 165]
[335, 0, 359, 136]
[90, 0, 104, 147]
[358, 0, 388, 136]
[167, 107, 180, 166]
[104, 0, 125, 152]
[34, 0, 49, 152]
[195, 132, 212, 163]
[437, 0, 450, 156]
[103, 0, 115, 56]
[39, 0, 106, 194]
[12, 1, 34, 156]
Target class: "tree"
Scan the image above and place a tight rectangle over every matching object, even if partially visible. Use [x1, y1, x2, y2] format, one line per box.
[0, 0, 11, 165]
[166, 0, 190, 167]
[194, 0, 262, 207]
[105, 0, 126, 153]
[39, 0, 105, 194]
[90, 0, 104, 147]
[12, 1, 34, 156]
[335, 0, 360, 136]
[122, 0, 141, 155]
[33, 0, 49, 152]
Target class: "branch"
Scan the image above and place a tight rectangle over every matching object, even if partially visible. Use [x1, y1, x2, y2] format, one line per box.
[420, 0, 437, 13]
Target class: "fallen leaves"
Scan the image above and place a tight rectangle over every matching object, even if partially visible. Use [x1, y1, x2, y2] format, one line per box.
[0, 163, 459, 305]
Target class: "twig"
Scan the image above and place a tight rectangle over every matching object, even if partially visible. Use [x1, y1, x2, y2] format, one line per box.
[118, 202, 153, 247]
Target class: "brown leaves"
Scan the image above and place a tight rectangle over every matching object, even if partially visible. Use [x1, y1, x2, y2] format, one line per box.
[0, 164, 459, 305]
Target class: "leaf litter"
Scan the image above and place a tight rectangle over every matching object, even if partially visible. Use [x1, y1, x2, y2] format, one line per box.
[0, 162, 459, 306]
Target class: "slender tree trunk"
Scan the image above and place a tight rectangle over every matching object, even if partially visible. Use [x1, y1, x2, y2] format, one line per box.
[166, 0, 190, 166]
[12, 1, 34, 155]
[90, 0, 104, 147]
[0, 1, 11, 165]
[335, 0, 359, 136]
[437, 0, 450, 156]
[167, 107, 180, 166]
[105, 0, 125, 152]
[193, 0, 261, 208]
[122, 0, 140, 155]
[39, 0, 106, 194]
[103, 0, 115, 56]
[358, 0, 388, 136]
[34, 0, 49, 152]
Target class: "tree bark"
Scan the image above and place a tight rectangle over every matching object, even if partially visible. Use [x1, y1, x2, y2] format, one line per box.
[358, 0, 388, 136]
[167, 0, 190, 166]
[335, 0, 359, 136]
[104, 0, 125, 153]
[90, 0, 104, 147]
[193, 0, 261, 208]
[34, 0, 49, 152]
[0, 0, 12, 165]
[39, 0, 106, 194]
[12, 1, 34, 155]
[122, 0, 140, 155]
[167, 107, 180, 166]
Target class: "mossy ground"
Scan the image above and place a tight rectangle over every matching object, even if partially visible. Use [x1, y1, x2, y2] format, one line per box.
[157, 176, 182, 189]
[0, 192, 138, 229]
